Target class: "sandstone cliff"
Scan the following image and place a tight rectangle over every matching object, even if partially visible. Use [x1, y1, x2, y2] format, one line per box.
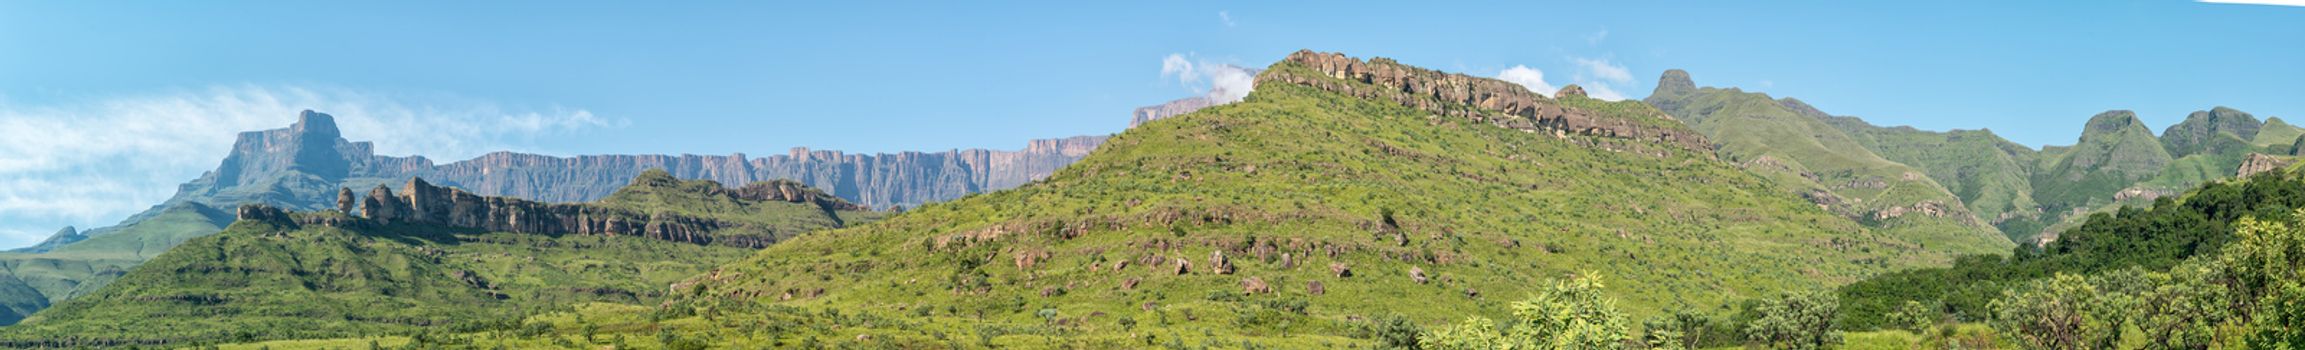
[238, 173, 859, 248]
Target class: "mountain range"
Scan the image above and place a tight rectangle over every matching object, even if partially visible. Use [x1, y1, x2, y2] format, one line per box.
[0, 49, 2295, 348]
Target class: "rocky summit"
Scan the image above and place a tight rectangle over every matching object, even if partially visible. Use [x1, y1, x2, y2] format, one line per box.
[1264, 50, 1711, 152]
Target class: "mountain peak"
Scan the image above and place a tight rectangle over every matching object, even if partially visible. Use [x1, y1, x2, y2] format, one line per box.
[1655, 69, 1696, 97]
[293, 110, 341, 139]
[5, 226, 87, 253]
[2083, 110, 2145, 135]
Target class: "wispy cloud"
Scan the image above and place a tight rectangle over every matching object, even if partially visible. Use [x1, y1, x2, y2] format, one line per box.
[1218, 11, 1237, 27]
[1495, 65, 1558, 97]
[2200, 0, 2305, 7]
[1161, 53, 1256, 103]
[0, 85, 622, 247]
[1570, 57, 1635, 100]
[1584, 29, 1610, 45]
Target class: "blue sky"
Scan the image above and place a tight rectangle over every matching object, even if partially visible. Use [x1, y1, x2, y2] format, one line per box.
[0, 1, 2300, 247]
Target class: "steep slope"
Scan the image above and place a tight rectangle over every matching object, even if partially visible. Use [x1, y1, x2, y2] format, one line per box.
[1644, 70, 2010, 254]
[1821, 113, 2043, 239]
[0, 170, 880, 347]
[2159, 106, 2262, 158]
[2031, 111, 2174, 215]
[430, 51, 1975, 348]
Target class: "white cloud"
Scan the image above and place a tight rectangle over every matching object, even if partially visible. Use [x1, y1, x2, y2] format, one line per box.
[1569, 57, 1636, 101]
[2200, 0, 2305, 7]
[1585, 30, 1610, 45]
[1160, 53, 1256, 103]
[0, 85, 622, 247]
[1218, 11, 1236, 27]
[1573, 57, 1634, 84]
[1495, 65, 1558, 97]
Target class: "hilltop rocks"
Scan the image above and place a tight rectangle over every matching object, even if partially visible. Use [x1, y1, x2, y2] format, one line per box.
[1410, 266, 1428, 284]
[2239, 153, 2296, 178]
[1263, 50, 1710, 152]
[235, 204, 294, 226]
[1329, 262, 1352, 278]
[336, 187, 356, 213]
[1556, 84, 1587, 98]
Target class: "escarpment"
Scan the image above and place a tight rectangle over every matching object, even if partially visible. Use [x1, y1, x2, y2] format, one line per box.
[1259, 50, 1712, 152]
[248, 173, 861, 248]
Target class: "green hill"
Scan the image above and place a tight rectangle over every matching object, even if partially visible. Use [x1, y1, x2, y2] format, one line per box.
[0, 170, 881, 347]
[1644, 70, 2010, 255]
[2250, 116, 2304, 149]
[1821, 115, 2044, 240]
[361, 50, 2001, 349]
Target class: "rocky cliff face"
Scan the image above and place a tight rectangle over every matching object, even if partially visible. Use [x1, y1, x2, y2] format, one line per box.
[126, 110, 1103, 225]
[1261, 50, 1711, 152]
[410, 135, 1106, 210]
[234, 175, 826, 248]
[2238, 153, 2296, 178]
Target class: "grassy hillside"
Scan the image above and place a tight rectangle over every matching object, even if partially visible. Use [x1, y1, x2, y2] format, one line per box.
[2249, 117, 2303, 148]
[368, 53, 1994, 349]
[1822, 115, 2043, 241]
[0, 172, 879, 347]
[0, 202, 226, 325]
[1645, 73, 2010, 255]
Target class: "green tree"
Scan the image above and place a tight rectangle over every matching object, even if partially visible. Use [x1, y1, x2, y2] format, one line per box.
[2136, 261, 2233, 349]
[2226, 214, 2305, 349]
[1640, 310, 1710, 350]
[1887, 300, 1939, 334]
[1988, 272, 2132, 350]
[1743, 290, 1842, 350]
[1421, 273, 1631, 350]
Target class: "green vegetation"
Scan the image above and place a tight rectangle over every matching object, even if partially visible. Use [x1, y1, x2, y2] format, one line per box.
[1421, 273, 1632, 350]
[0, 202, 227, 325]
[0, 173, 877, 347]
[1823, 115, 2045, 241]
[316, 58, 1992, 348]
[1646, 79, 2011, 256]
[1840, 169, 2305, 348]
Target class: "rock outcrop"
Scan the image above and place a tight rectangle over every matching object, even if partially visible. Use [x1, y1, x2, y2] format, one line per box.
[1261, 50, 1711, 152]
[1556, 84, 1587, 98]
[2238, 153, 2296, 178]
[345, 174, 860, 248]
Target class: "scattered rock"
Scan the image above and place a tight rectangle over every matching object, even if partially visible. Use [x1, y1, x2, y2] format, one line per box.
[1410, 266, 1428, 284]
[1308, 280, 1326, 296]
[335, 187, 356, 213]
[1209, 251, 1235, 275]
[1242, 277, 1271, 294]
[1173, 258, 1193, 275]
[1330, 262, 1352, 278]
[1121, 277, 1141, 290]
